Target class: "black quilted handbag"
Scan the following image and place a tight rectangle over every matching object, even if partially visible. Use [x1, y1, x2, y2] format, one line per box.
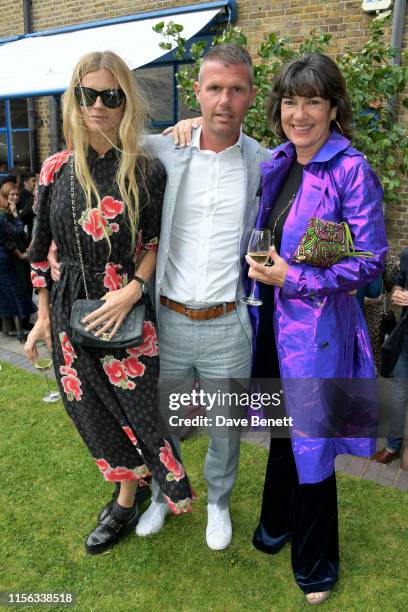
[70, 299, 145, 349]
[68, 156, 145, 349]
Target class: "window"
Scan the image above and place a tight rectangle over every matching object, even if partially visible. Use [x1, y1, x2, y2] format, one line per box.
[137, 65, 175, 128]
[136, 60, 200, 133]
[0, 98, 30, 174]
[0, 101, 8, 174]
[0, 133, 8, 172]
[11, 132, 30, 169]
[10, 99, 29, 128]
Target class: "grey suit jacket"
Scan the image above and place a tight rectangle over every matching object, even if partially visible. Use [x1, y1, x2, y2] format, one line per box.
[146, 131, 271, 343]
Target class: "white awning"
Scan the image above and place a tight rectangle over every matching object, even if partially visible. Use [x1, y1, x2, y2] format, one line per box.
[0, 7, 222, 98]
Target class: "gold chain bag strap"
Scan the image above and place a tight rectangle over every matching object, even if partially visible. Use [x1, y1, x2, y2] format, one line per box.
[68, 155, 145, 349]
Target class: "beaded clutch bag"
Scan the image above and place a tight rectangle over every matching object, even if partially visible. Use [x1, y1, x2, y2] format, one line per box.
[293, 217, 373, 268]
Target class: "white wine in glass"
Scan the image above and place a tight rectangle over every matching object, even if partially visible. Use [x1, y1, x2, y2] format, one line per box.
[246, 251, 270, 265]
[34, 352, 60, 403]
[241, 228, 271, 306]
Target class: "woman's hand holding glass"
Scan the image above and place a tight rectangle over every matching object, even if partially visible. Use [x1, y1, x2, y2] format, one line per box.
[241, 229, 271, 306]
[33, 342, 60, 403]
[246, 246, 289, 289]
[25, 318, 60, 403]
[25, 316, 52, 362]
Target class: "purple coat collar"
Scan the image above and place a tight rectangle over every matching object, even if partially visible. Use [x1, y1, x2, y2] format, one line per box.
[266, 129, 352, 166]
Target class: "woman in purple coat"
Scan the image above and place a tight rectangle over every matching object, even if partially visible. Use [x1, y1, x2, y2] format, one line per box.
[246, 54, 387, 604]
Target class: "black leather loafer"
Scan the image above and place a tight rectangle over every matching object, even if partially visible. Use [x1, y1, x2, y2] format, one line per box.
[98, 484, 151, 523]
[85, 506, 139, 555]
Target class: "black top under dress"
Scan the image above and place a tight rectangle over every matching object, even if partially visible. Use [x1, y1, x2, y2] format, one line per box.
[253, 161, 304, 378]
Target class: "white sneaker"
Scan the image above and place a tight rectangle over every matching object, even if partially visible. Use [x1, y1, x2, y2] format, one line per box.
[206, 504, 232, 550]
[135, 501, 171, 536]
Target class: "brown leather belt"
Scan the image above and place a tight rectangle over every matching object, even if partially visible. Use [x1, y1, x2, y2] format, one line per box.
[160, 296, 236, 320]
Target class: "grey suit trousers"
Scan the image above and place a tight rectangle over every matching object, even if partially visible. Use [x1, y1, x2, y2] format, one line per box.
[152, 305, 252, 508]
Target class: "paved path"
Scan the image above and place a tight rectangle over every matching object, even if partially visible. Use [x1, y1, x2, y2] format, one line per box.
[243, 431, 408, 491]
[1, 337, 407, 491]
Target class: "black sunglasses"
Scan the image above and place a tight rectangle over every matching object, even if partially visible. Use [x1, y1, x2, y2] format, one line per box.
[74, 86, 125, 109]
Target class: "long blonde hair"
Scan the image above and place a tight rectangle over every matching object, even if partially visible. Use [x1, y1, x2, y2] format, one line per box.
[62, 51, 148, 252]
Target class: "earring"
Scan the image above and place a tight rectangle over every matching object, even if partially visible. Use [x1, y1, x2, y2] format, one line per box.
[335, 120, 343, 135]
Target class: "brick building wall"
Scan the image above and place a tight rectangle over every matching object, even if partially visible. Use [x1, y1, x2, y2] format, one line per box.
[1, 0, 407, 246]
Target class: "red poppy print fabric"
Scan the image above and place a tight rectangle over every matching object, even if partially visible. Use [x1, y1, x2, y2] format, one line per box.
[103, 263, 128, 291]
[134, 231, 158, 260]
[78, 195, 124, 242]
[59, 332, 82, 401]
[95, 458, 150, 481]
[159, 440, 186, 482]
[100, 196, 124, 219]
[30, 261, 50, 289]
[126, 321, 158, 358]
[101, 355, 136, 390]
[122, 425, 138, 445]
[59, 331, 76, 367]
[162, 493, 193, 515]
[60, 365, 83, 401]
[39, 150, 71, 186]
[78, 208, 107, 241]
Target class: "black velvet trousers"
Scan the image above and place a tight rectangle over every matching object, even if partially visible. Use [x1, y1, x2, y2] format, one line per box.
[253, 286, 339, 593]
[252, 437, 339, 593]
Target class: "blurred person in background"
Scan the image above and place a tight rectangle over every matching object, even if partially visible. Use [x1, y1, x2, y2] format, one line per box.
[357, 249, 398, 370]
[0, 182, 35, 341]
[373, 247, 408, 467]
[18, 173, 37, 240]
[0, 181, 35, 331]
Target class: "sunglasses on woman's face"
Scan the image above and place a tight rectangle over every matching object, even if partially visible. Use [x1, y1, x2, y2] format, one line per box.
[74, 86, 125, 109]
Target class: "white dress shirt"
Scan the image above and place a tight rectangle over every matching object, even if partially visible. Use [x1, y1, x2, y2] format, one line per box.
[161, 127, 246, 305]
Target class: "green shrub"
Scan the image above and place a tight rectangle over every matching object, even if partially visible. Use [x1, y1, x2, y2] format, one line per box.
[154, 15, 408, 204]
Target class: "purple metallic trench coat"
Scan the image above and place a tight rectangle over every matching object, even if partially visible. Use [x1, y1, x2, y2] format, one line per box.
[248, 130, 388, 484]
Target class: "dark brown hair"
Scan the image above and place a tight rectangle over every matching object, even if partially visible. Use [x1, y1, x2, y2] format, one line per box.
[266, 53, 353, 140]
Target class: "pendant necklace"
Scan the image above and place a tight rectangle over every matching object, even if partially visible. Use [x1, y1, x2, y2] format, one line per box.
[271, 193, 297, 246]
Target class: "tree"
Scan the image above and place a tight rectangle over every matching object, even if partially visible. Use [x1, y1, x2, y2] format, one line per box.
[153, 15, 408, 205]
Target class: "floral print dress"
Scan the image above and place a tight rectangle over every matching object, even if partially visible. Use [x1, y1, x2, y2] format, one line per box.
[30, 148, 193, 514]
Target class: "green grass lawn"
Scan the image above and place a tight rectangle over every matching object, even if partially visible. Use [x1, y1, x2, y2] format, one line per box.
[1, 360, 407, 612]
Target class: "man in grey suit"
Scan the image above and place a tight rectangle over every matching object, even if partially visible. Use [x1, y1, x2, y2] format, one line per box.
[136, 44, 271, 550]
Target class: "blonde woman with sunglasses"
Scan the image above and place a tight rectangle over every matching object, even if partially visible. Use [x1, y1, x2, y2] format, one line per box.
[25, 51, 193, 555]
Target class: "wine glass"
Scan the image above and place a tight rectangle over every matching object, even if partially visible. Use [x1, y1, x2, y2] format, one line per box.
[241, 228, 271, 306]
[34, 344, 61, 403]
